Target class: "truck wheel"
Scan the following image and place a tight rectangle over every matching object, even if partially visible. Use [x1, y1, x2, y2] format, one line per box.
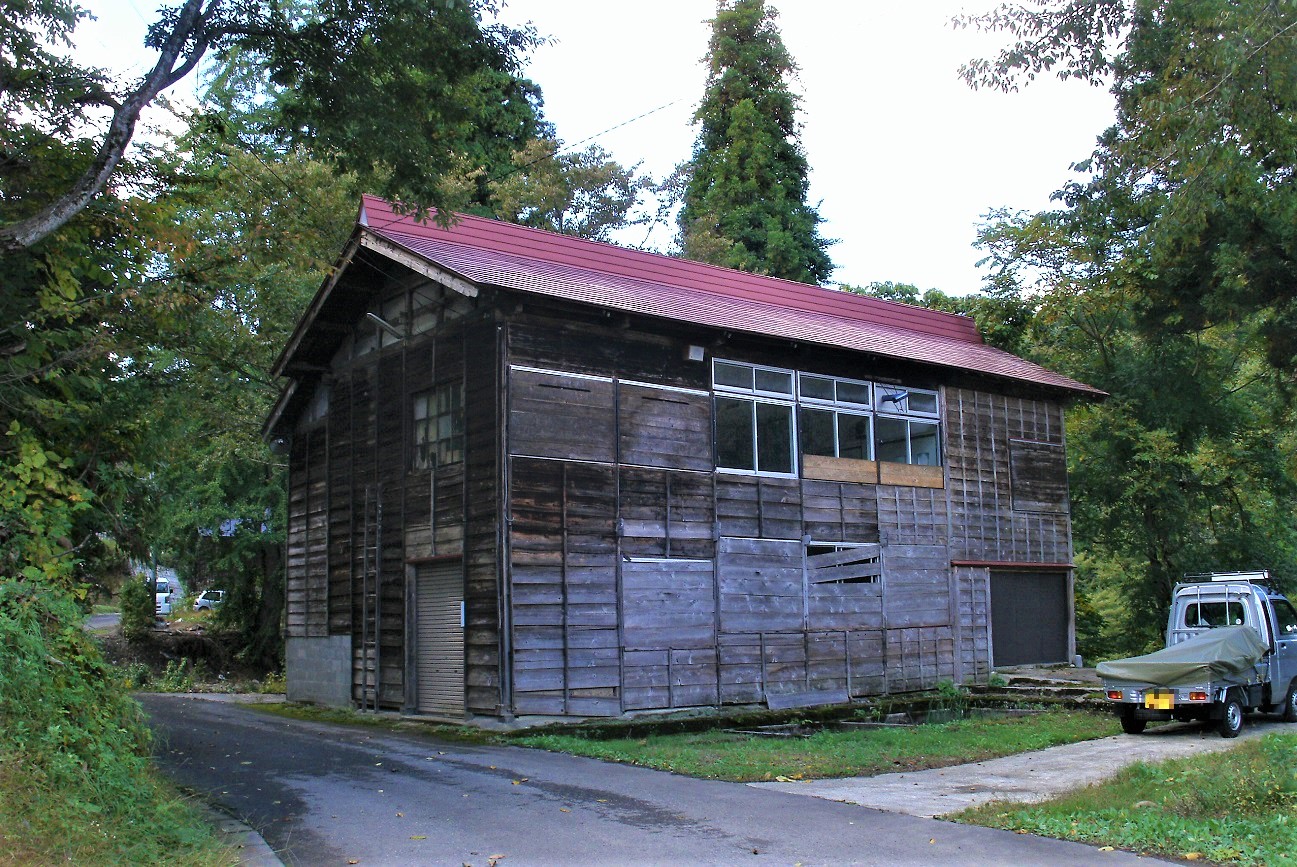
[1120, 713, 1146, 735]
[1283, 681, 1297, 724]
[1219, 696, 1244, 738]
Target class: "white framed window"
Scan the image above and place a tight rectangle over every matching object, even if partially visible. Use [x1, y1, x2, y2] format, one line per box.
[714, 362, 942, 474]
[714, 359, 795, 398]
[798, 373, 874, 461]
[798, 372, 872, 408]
[874, 385, 940, 465]
[714, 360, 796, 476]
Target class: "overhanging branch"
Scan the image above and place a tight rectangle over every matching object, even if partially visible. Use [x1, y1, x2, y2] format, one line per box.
[0, 0, 212, 253]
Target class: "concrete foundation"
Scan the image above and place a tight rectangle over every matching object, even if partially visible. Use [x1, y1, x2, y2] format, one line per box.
[285, 636, 352, 707]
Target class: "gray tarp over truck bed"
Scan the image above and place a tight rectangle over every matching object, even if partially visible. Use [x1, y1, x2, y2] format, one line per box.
[1097, 626, 1269, 687]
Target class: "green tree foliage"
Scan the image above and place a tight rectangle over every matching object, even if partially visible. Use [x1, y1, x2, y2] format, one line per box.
[958, 0, 1297, 372]
[961, 1, 1297, 655]
[678, 0, 833, 284]
[2, 0, 545, 641]
[442, 137, 654, 241]
[130, 78, 357, 664]
[1, 0, 544, 251]
[975, 192, 1297, 660]
[118, 577, 154, 643]
[844, 279, 1040, 356]
[0, 583, 219, 861]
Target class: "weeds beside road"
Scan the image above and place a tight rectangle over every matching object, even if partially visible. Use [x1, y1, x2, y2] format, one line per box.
[510, 709, 1120, 782]
[956, 730, 1297, 866]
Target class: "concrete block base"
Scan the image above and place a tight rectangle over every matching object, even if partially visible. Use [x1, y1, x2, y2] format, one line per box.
[285, 636, 352, 707]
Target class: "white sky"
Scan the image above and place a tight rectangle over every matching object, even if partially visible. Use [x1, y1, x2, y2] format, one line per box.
[79, 0, 1116, 294]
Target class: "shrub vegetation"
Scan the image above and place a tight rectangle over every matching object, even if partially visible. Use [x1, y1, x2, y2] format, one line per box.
[0, 581, 227, 864]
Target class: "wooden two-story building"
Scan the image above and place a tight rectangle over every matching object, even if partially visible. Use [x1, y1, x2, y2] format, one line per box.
[265, 195, 1102, 720]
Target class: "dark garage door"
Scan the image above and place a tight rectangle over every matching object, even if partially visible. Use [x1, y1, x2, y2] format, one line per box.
[990, 571, 1069, 666]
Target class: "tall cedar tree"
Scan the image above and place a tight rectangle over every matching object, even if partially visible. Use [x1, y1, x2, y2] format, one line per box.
[679, 0, 833, 284]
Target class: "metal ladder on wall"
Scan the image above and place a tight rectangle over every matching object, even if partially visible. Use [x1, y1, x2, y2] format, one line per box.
[359, 484, 383, 711]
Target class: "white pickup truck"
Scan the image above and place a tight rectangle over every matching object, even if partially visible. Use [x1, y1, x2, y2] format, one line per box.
[1098, 571, 1297, 737]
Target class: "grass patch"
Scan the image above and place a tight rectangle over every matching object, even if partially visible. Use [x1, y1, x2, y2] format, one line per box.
[252, 701, 497, 744]
[512, 709, 1120, 781]
[954, 731, 1297, 866]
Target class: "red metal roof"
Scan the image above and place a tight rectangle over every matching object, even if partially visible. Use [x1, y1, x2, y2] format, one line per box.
[356, 195, 1102, 397]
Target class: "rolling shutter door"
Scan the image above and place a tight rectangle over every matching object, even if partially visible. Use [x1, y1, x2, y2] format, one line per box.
[414, 560, 465, 716]
[990, 570, 1069, 667]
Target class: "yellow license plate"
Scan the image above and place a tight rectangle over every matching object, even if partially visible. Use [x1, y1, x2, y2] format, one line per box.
[1144, 689, 1175, 710]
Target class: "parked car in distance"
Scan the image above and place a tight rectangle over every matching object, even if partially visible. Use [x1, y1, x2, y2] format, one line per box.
[194, 590, 226, 611]
[155, 592, 173, 616]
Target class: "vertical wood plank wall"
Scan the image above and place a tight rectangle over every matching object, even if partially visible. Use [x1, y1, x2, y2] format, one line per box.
[500, 315, 1073, 716]
[282, 278, 1076, 719]
[283, 287, 497, 712]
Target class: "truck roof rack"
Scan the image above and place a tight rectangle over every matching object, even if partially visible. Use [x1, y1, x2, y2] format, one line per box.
[1181, 570, 1270, 584]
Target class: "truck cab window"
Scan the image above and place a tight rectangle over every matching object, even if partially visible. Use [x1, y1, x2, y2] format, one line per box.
[1274, 599, 1297, 635]
[1184, 601, 1245, 628]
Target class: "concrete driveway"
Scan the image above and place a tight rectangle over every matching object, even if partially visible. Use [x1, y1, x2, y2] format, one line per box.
[755, 716, 1292, 817]
[140, 694, 1173, 866]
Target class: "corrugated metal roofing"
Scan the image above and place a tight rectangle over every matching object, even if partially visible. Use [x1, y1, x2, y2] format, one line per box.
[351, 195, 1101, 397]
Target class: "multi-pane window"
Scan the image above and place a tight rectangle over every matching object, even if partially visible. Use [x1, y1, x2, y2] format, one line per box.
[713, 360, 942, 476]
[874, 386, 940, 466]
[412, 383, 464, 470]
[799, 372, 872, 460]
[713, 361, 795, 475]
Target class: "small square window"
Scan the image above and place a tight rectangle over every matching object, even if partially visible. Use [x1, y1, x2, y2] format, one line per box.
[755, 368, 794, 395]
[714, 361, 753, 390]
[799, 374, 834, 401]
[835, 380, 871, 407]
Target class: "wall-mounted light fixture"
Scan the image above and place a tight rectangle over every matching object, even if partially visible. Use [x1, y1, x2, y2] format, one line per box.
[366, 312, 405, 341]
[686, 344, 706, 362]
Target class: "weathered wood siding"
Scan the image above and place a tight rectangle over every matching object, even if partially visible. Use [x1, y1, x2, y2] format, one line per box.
[498, 313, 1072, 717]
[944, 388, 1071, 564]
[286, 424, 328, 638]
[281, 270, 498, 713]
[462, 321, 502, 716]
[285, 287, 1077, 720]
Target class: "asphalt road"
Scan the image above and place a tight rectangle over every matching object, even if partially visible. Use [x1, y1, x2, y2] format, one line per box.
[139, 695, 1168, 866]
[86, 611, 121, 630]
